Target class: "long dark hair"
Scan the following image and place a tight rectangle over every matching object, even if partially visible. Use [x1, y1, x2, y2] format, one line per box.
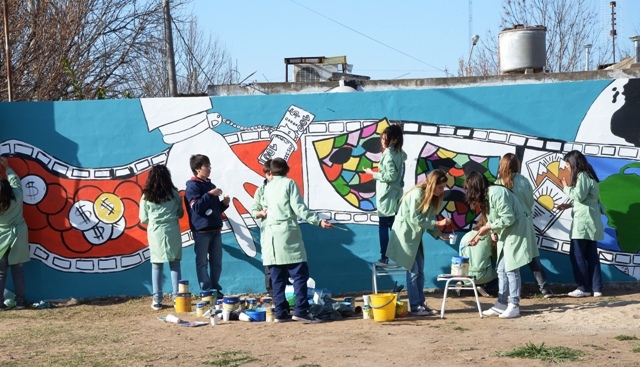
[382, 124, 403, 153]
[142, 165, 177, 204]
[0, 179, 16, 214]
[563, 150, 599, 185]
[497, 153, 520, 189]
[464, 171, 492, 216]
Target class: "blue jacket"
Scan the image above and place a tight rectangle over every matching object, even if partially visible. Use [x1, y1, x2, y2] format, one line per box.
[184, 177, 228, 232]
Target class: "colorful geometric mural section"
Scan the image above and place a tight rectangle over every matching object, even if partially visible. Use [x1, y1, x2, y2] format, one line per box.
[416, 142, 499, 232]
[312, 118, 389, 211]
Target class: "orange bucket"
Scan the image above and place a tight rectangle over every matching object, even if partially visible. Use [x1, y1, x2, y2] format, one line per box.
[174, 293, 192, 313]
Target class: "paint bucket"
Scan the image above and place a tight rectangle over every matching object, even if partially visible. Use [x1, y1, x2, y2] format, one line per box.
[363, 305, 372, 319]
[178, 280, 189, 294]
[244, 308, 267, 322]
[174, 293, 192, 313]
[222, 295, 240, 311]
[369, 293, 397, 322]
[344, 297, 355, 310]
[200, 290, 214, 304]
[266, 307, 275, 323]
[196, 302, 207, 317]
[451, 256, 470, 276]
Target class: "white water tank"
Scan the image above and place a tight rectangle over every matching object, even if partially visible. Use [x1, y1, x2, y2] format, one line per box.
[499, 25, 547, 74]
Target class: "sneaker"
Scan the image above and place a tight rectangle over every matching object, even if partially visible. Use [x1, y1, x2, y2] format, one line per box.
[498, 304, 520, 319]
[593, 291, 603, 297]
[410, 305, 437, 316]
[14, 302, 26, 310]
[292, 314, 321, 323]
[151, 301, 162, 311]
[482, 307, 503, 316]
[374, 258, 389, 267]
[568, 289, 591, 298]
[274, 315, 292, 323]
[541, 288, 554, 299]
[476, 286, 491, 297]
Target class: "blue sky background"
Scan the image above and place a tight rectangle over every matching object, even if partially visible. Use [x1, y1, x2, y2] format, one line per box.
[190, 0, 640, 82]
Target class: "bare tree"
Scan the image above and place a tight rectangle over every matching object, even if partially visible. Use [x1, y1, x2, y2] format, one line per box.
[462, 0, 613, 75]
[0, 0, 237, 101]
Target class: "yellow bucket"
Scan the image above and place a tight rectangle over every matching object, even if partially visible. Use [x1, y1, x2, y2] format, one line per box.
[174, 293, 192, 313]
[370, 293, 397, 322]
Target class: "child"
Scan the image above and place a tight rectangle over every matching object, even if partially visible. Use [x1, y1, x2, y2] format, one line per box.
[251, 159, 273, 295]
[496, 153, 553, 298]
[556, 150, 604, 297]
[0, 157, 29, 310]
[465, 171, 535, 318]
[184, 154, 230, 296]
[364, 124, 407, 266]
[261, 158, 333, 323]
[386, 169, 451, 316]
[139, 165, 184, 310]
[459, 219, 497, 293]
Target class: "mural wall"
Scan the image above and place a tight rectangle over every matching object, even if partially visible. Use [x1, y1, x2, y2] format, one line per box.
[1, 77, 639, 300]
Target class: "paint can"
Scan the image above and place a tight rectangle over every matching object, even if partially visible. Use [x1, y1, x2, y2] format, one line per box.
[451, 256, 470, 276]
[222, 295, 240, 311]
[266, 307, 275, 322]
[344, 297, 355, 310]
[200, 290, 214, 304]
[247, 298, 258, 309]
[363, 305, 372, 319]
[174, 293, 192, 313]
[178, 280, 189, 294]
[196, 302, 207, 317]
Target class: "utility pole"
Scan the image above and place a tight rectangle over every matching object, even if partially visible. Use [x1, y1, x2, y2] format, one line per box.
[163, 0, 178, 97]
[610, 1, 617, 64]
[2, 0, 13, 101]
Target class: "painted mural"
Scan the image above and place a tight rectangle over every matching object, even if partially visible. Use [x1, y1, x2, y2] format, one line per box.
[1, 77, 639, 300]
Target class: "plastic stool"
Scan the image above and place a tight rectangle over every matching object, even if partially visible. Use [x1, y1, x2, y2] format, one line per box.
[436, 274, 483, 318]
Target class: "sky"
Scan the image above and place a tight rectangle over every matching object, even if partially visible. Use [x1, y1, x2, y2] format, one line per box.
[189, 0, 640, 83]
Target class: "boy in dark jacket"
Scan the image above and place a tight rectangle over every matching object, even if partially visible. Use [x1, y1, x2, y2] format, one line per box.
[184, 154, 230, 296]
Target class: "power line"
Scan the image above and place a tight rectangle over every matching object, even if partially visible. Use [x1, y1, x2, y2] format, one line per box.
[289, 0, 448, 75]
[170, 17, 215, 88]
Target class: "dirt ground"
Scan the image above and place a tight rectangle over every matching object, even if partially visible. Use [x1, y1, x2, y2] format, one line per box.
[1, 284, 639, 367]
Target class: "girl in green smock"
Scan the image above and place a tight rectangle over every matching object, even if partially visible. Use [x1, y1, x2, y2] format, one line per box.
[139, 165, 184, 311]
[556, 150, 604, 298]
[0, 157, 29, 310]
[386, 169, 451, 316]
[465, 171, 535, 319]
[496, 153, 552, 298]
[364, 124, 407, 266]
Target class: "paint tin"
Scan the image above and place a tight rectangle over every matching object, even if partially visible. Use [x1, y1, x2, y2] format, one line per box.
[363, 305, 372, 319]
[174, 293, 192, 313]
[196, 302, 207, 317]
[222, 295, 240, 311]
[178, 280, 189, 294]
[266, 307, 275, 322]
[200, 290, 214, 304]
[247, 298, 257, 309]
[344, 297, 355, 309]
[451, 256, 470, 276]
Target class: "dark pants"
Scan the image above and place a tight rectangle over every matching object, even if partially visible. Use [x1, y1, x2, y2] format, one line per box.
[264, 266, 272, 294]
[378, 216, 395, 260]
[570, 239, 602, 293]
[0, 250, 25, 305]
[270, 262, 309, 319]
[527, 256, 549, 292]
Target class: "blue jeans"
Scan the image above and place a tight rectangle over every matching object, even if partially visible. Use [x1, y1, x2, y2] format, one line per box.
[528, 256, 549, 292]
[378, 216, 395, 260]
[0, 251, 25, 305]
[406, 242, 425, 311]
[270, 262, 310, 319]
[193, 231, 223, 292]
[494, 256, 521, 309]
[570, 239, 602, 293]
[151, 260, 181, 303]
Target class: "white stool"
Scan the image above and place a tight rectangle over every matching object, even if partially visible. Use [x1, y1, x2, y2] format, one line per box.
[372, 263, 406, 294]
[436, 274, 483, 319]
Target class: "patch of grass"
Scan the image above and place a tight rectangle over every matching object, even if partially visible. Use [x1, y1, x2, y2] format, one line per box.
[453, 326, 469, 331]
[584, 344, 606, 351]
[461, 347, 478, 351]
[614, 335, 638, 341]
[292, 355, 306, 361]
[203, 350, 258, 366]
[632, 348, 640, 353]
[497, 342, 583, 363]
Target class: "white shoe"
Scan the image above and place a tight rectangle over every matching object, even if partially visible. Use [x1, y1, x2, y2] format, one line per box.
[498, 304, 520, 318]
[482, 307, 503, 316]
[593, 292, 602, 297]
[568, 289, 591, 298]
